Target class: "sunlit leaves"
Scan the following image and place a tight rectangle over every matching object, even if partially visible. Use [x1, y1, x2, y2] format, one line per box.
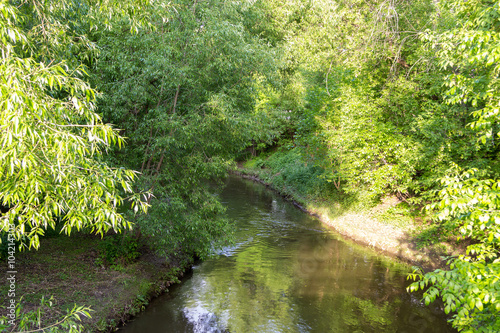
[0, 1, 148, 250]
[408, 257, 500, 332]
[409, 165, 500, 331]
[0, 296, 92, 332]
[406, 1, 500, 331]
[426, 0, 500, 142]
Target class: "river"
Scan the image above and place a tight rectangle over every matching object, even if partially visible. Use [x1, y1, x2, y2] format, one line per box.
[120, 176, 455, 332]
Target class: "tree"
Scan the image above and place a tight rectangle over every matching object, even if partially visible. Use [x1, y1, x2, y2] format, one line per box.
[93, 0, 279, 258]
[409, 1, 500, 331]
[0, 0, 149, 250]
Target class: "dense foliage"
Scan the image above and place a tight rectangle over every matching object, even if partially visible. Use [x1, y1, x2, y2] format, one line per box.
[91, 0, 279, 258]
[0, 0, 149, 249]
[407, 1, 500, 332]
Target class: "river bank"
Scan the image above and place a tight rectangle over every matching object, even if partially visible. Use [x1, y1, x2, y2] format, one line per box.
[0, 233, 192, 332]
[233, 164, 463, 271]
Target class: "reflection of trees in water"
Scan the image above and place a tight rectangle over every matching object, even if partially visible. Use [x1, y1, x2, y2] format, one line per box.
[207, 177, 454, 332]
[292, 235, 452, 332]
[188, 240, 297, 332]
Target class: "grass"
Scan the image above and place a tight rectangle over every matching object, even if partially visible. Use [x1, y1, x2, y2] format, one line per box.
[0, 232, 192, 332]
[372, 201, 420, 230]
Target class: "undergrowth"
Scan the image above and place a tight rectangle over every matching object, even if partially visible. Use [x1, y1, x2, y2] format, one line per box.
[95, 234, 141, 270]
[243, 148, 385, 214]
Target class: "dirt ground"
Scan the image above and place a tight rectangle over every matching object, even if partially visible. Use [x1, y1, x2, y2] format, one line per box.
[0, 233, 191, 332]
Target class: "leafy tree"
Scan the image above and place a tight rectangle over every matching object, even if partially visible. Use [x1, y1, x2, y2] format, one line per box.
[409, 1, 500, 331]
[253, 0, 489, 203]
[93, 0, 279, 258]
[0, 0, 149, 250]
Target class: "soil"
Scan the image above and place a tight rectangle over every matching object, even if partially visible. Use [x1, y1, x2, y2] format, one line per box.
[0, 233, 192, 332]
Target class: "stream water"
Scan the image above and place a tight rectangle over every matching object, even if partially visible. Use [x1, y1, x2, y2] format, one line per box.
[120, 176, 455, 332]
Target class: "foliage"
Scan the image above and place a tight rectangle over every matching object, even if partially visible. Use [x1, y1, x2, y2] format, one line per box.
[0, 0, 149, 249]
[247, 0, 473, 201]
[0, 296, 91, 332]
[263, 149, 330, 198]
[407, 1, 500, 331]
[423, 0, 500, 146]
[96, 234, 140, 268]
[409, 166, 500, 332]
[92, 0, 279, 258]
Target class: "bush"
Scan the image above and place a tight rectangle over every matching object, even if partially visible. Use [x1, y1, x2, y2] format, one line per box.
[96, 234, 140, 268]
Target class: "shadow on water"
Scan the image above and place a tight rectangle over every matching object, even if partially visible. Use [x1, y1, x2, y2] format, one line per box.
[120, 176, 456, 333]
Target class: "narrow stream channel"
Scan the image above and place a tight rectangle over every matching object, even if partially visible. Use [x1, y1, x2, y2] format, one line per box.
[120, 176, 455, 332]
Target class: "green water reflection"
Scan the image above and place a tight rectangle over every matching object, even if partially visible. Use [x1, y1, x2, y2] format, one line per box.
[120, 176, 455, 332]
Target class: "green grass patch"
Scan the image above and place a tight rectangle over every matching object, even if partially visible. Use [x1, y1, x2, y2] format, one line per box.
[242, 148, 387, 216]
[374, 202, 418, 229]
